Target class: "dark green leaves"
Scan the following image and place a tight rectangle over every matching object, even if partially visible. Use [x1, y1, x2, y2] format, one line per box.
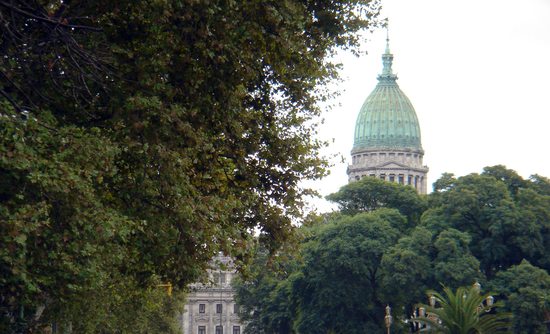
[1, 0, 382, 331]
[326, 176, 427, 225]
[236, 166, 550, 333]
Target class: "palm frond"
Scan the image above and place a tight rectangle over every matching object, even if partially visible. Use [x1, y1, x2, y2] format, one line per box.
[413, 285, 511, 334]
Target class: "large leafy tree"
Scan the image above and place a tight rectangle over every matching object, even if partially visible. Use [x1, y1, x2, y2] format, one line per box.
[513, 186, 550, 271]
[482, 166, 550, 271]
[421, 172, 544, 278]
[233, 244, 299, 334]
[326, 176, 427, 225]
[291, 211, 402, 334]
[432, 229, 483, 289]
[482, 165, 529, 198]
[490, 260, 550, 333]
[379, 226, 434, 308]
[379, 226, 483, 310]
[0, 0, 382, 331]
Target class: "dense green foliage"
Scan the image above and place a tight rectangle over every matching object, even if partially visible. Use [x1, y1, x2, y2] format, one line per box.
[50, 278, 186, 334]
[422, 169, 549, 279]
[235, 166, 550, 333]
[0, 0, 382, 332]
[233, 245, 299, 334]
[292, 211, 401, 333]
[490, 260, 550, 334]
[326, 176, 426, 224]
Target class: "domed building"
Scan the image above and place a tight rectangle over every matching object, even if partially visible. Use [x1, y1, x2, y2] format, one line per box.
[348, 37, 429, 193]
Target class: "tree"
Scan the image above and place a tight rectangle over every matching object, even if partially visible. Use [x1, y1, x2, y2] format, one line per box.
[234, 210, 412, 334]
[490, 260, 550, 334]
[482, 166, 550, 271]
[432, 229, 483, 289]
[0, 0, 382, 331]
[422, 168, 550, 333]
[432, 173, 457, 193]
[415, 285, 511, 334]
[47, 276, 185, 334]
[421, 173, 540, 278]
[482, 165, 528, 198]
[233, 244, 299, 334]
[514, 187, 550, 271]
[528, 174, 550, 196]
[292, 211, 402, 334]
[379, 227, 483, 317]
[326, 177, 427, 225]
[380, 226, 434, 308]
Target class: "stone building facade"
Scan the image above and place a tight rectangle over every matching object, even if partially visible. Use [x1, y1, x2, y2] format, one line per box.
[348, 149, 428, 194]
[348, 37, 428, 193]
[181, 256, 244, 334]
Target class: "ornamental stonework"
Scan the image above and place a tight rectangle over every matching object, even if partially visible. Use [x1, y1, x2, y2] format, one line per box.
[181, 255, 245, 334]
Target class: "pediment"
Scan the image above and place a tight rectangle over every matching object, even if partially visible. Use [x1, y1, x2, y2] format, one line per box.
[376, 161, 410, 169]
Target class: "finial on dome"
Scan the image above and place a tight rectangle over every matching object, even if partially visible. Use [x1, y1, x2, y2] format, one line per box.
[385, 19, 391, 54]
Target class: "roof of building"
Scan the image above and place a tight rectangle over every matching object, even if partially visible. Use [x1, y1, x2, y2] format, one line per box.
[353, 37, 423, 152]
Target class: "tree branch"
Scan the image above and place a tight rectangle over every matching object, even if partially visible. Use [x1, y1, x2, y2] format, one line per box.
[0, 1, 102, 32]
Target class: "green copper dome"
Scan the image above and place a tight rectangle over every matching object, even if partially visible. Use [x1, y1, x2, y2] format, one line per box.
[353, 40, 423, 151]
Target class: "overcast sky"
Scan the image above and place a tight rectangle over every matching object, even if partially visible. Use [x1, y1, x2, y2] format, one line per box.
[307, 0, 550, 212]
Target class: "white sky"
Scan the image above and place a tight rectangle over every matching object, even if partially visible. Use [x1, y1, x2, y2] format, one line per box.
[307, 0, 550, 212]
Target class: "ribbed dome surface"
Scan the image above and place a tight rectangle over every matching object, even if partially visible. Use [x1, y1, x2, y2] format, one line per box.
[353, 43, 423, 151]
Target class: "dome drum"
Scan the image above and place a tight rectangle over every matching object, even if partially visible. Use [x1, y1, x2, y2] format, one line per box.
[347, 166, 428, 193]
[350, 148, 425, 169]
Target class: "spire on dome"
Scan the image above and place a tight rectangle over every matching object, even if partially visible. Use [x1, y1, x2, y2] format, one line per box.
[385, 23, 390, 54]
[378, 22, 397, 82]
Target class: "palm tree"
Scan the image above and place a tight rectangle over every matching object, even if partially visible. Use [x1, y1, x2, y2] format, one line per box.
[413, 285, 511, 333]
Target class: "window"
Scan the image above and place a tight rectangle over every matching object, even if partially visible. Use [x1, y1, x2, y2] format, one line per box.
[398, 175, 404, 184]
[369, 174, 375, 177]
[216, 304, 223, 314]
[199, 304, 205, 313]
[233, 304, 240, 314]
[233, 326, 241, 334]
[213, 272, 226, 285]
[389, 174, 395, 182]
[216, 326, 223, 334]
[198, 326, 206, 334]
[380, 174, 386, 180]
[408, 175, 412, 185]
